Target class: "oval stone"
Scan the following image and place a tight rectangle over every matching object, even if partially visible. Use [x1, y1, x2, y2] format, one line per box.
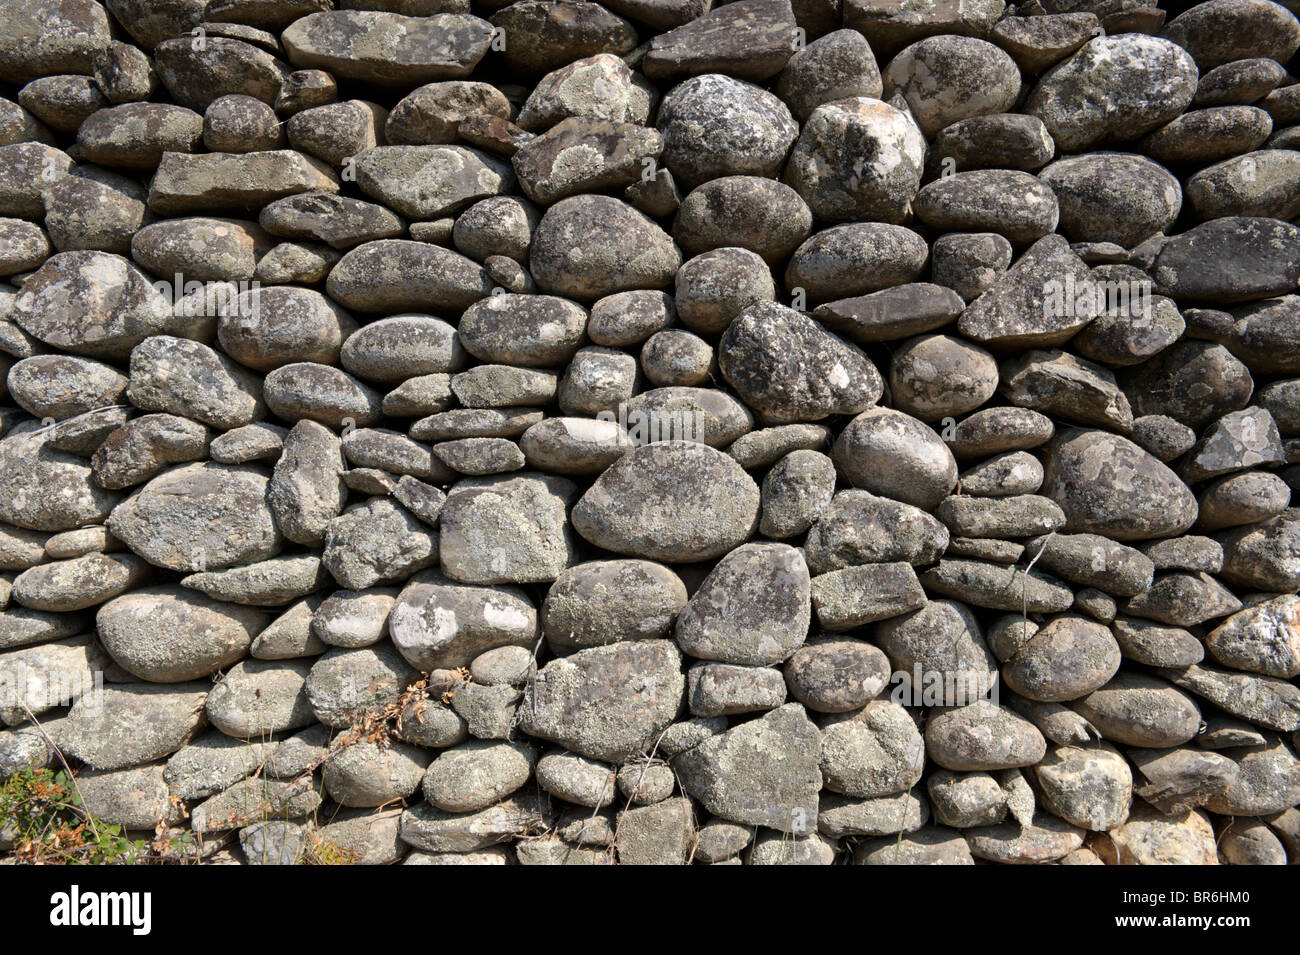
[97, 585, 266, 683]
[1040, 429, 1198, 541]
[571, 442, 759, 562]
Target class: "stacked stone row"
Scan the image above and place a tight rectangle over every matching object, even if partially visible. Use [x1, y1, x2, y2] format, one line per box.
[0, 0, 1299, 864]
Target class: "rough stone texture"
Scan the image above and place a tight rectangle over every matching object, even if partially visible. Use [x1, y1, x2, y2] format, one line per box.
[518, 639, 685, 762]
[1, 0, 1298, 869]
[674, 704, 822, 834]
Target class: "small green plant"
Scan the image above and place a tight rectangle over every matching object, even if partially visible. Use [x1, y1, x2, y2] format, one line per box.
[0, 767, 147, 864]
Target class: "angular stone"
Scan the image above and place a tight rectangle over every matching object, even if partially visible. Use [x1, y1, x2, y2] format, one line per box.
[688, 663, 786, 717]
[1217, 510, 1300, 593]
[956, 235, 1098, 350]
[999, 349, 1133, 432]
[518, 639, 685, 762]
[1162, 663, 1300, 733]
[322, 498, 438, 590]
[810, 562, 926, 631]
[1181, 407, 1286, 483]
[489, 1, 637, 76]
[516, 53, 653, 131]
[815, 284, 964, 347]
[674, 703, 821, 833]
[675, 543, 809, 666]
[719, 303, 882, 424]
[936, 495, 1065, 540]
[511, 117, 662, 206]
[1128, 746, 1238, 814]
[1201, 735, 1300, 816]
[643, 0, 796, 82]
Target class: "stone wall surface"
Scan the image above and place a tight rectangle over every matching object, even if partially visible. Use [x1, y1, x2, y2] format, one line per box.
[0, 0, 1299, 865]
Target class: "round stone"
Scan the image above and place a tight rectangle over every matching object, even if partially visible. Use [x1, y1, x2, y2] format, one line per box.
[1040, 429, 1199, 541]
[656, 73, 797, 188]
[1026, 34, 1198, 151]
[888, 334, 998, 422]
[1038, 153, 1182, 247]
[784, 97, 925, 223]
[882, 36, 1021, 138]
[571, 442, 760, 562]
[832, 408, 958, 510]
[530, 195, 680, 302]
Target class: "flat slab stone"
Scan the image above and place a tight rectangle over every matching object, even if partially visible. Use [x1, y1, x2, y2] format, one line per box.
[282, 11, 494, 85]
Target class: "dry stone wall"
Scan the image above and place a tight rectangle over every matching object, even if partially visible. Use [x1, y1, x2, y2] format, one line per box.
[1, 0, 1299, 865]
